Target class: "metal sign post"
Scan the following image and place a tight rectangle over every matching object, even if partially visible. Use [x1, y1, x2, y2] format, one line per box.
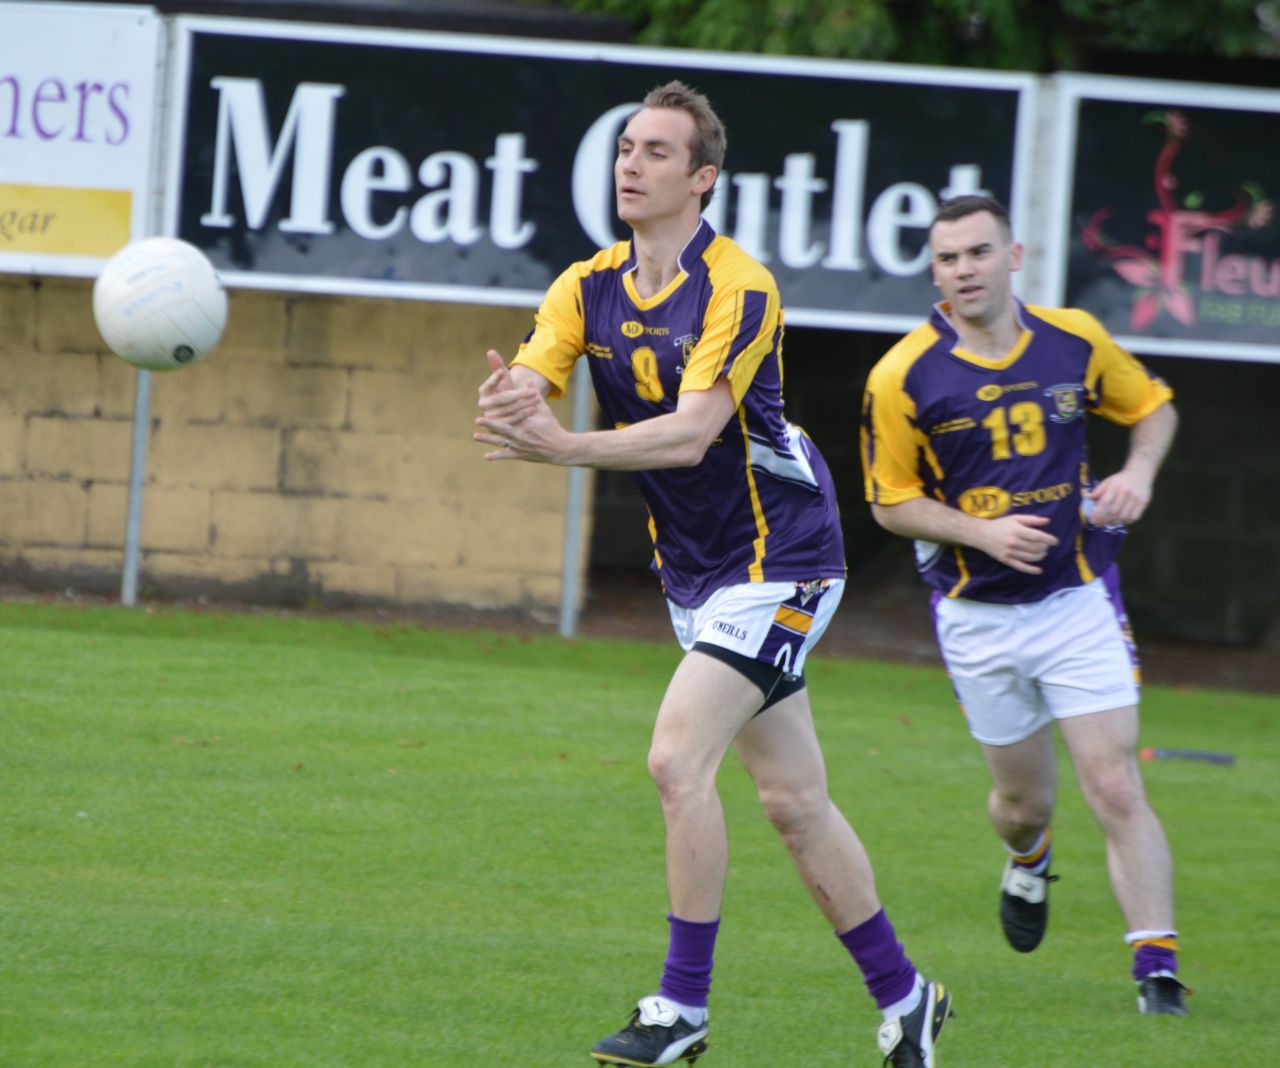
[558, 362, 593, 638]
[120, 368, 153, 606]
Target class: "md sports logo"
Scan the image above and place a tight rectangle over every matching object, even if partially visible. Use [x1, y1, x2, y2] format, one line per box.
[958, 486, 1011, 518]
[959, 482, 1074, 517]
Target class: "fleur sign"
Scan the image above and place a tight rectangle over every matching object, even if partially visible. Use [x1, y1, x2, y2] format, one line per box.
[1082, 110, 1273, 331]
[1063, 86, 1280, 361]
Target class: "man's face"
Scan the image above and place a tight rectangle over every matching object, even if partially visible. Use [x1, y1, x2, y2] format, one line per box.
[614, 107, 715, 227]
[929, 211, 1023, 326]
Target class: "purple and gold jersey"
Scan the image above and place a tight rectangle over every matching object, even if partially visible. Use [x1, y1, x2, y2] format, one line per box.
[861, 301, 1173, 604]
[513, 220, 845, 609]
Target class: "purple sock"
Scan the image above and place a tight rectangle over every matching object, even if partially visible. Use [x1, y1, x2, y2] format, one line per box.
[1132, 940, 1178, 981]
[837, 909, 919, 1009]
[658, 914, 719, 1008]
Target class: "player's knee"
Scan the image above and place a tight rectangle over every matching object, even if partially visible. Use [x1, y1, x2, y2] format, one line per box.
[757, 781, 827, 837]
[1084, 767, 1145, 822]
[647, 744, 707, 802]
[991, 787, 1053, 832]
[646, 744, 677, 792]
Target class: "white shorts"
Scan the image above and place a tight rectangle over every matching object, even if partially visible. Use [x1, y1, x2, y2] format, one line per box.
[933, 578, 1140, 746]
[668, 579, 844, 679]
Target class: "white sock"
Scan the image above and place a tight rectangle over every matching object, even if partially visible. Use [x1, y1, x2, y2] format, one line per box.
[658, 996, 707, 1026]
[1124, 929, 1178, 944]
[881, 975, 923, 1022]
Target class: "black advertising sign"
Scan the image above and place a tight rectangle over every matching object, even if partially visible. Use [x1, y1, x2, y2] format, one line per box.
[1054, 77, 1280, 363]
[168, 19, 1033, 331]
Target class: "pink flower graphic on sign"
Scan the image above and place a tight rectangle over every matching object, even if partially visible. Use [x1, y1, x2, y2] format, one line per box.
[1082, 110, 1274, 331]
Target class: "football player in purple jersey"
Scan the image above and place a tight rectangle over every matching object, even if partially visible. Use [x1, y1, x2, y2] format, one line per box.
[862, 195, 1186, 1016]
[475, 81, 950, 1068]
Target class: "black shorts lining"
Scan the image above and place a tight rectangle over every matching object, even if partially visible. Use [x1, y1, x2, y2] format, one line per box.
[692, 641, 805, 713]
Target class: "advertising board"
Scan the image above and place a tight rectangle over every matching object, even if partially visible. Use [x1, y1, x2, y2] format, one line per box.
[1047, 75, 1280, 363]
[169, 19, 1035, 332]
[0, 2, 163, 276]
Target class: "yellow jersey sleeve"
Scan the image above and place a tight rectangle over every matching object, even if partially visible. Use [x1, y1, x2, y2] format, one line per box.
[679, 240, 781, 406]
[511, 262, 588, 400]
[861, 328, 937, 505]
[1031, 306, 1174, 426]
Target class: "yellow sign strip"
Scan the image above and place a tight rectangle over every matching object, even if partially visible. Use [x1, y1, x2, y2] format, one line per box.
[0, 183, 132, 256]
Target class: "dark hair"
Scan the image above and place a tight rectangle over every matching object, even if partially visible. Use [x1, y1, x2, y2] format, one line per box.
[932, 195, 1012, 238]
[640, 80, 726, 210]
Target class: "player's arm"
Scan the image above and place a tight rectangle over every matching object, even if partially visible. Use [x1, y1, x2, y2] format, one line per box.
[1085, 401, 1177, 526]
[526, 269, 773, 469]
[477, 257, 765, 469]
[475, 357, 735, 469]
[861, 355, 1056, 575]
[1057, 309, 1178, 527]
[870, 498, 1059, 575]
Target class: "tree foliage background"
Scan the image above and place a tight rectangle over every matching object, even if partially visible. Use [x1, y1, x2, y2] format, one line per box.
[554, 0, 1280, 72]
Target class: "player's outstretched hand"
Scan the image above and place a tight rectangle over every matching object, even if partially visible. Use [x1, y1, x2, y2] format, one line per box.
[977, 514, 1059, 574]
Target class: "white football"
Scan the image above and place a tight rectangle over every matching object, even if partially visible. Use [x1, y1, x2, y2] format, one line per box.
[92, 237, 228, 371]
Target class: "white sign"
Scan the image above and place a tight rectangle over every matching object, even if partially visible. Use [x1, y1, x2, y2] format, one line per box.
[0, 2, 162, 276]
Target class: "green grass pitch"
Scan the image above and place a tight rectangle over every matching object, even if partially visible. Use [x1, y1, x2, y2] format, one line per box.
[1, 600, 1275, 1066]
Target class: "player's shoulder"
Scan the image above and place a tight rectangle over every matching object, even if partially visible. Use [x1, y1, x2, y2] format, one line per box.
[544, 242, 631, 309]
[702, 233, 779, 293]
[567, 240, 633, 279]
[1025, 304, 1112, 344]
[868, 322, 941, 388]
[546, 242, 630, 288]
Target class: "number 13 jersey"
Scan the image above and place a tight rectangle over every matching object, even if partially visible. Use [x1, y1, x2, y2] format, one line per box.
[861, 300, 1173, 604]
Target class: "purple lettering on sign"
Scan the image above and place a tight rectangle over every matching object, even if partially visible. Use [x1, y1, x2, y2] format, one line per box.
[0, 71, 132, 145]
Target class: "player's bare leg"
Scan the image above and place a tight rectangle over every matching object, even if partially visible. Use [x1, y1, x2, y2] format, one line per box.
[981, 726, 1060, 952]
[733, 689, 881, 929]
[1058, 705, 1185, 1012]
[736, 688, 952, 1068]
[1058, 706, 1174, 930]
[648, 651, 764, 919]
[981, 724, 1058, 850]
[591, 653, 761, 1066]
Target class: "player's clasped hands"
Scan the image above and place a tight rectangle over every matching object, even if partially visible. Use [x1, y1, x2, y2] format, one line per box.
[474, 349, 560, 462]
[477, 350, 536, 419]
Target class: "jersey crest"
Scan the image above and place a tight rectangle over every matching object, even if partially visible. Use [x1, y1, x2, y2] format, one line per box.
[1045, 382, 1086, 423]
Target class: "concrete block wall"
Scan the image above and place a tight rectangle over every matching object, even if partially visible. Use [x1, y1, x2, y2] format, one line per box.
[0, 275, 592, 616]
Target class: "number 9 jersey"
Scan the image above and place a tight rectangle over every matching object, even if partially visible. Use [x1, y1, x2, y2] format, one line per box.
[513, 219, 846, 610]
[861, 301, 1173, 604]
